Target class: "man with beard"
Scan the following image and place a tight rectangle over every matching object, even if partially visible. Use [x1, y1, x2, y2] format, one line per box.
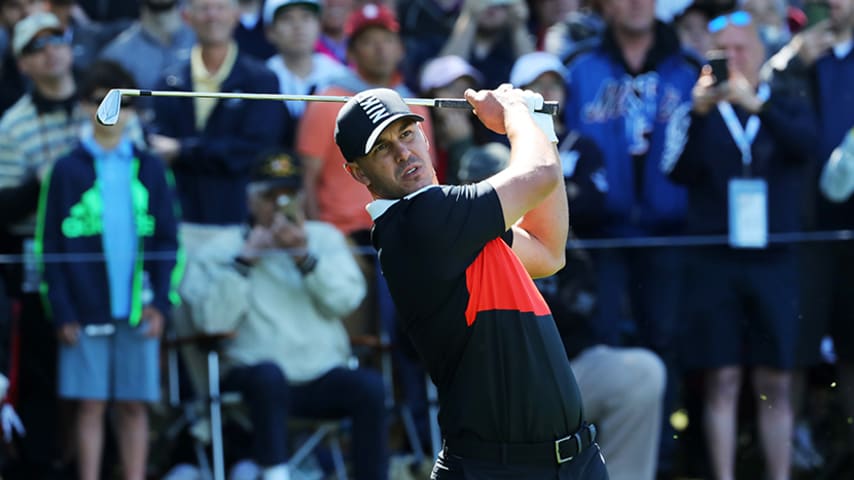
[335, 85, 608, 479]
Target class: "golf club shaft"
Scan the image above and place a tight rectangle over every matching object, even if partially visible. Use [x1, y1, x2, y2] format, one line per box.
[118, 89, 561, 115]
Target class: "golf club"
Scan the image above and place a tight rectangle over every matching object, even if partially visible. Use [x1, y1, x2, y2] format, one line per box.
[95, 88, 561, 126]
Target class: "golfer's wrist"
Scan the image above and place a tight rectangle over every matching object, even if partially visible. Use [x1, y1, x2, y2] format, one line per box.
[503, 103, 536, 132]
[531, 112, 558, 143]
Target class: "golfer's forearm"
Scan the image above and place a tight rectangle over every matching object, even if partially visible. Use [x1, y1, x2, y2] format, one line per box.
[489, 110, 562, 228]
[516, 146, 568, 262]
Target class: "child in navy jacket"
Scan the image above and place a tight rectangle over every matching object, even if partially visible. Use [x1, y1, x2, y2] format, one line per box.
[36, 60, 180, 480]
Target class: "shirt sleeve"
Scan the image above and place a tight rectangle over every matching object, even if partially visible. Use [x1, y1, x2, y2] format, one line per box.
[0, 125, 25, 189]
[405, 183, 507, 274]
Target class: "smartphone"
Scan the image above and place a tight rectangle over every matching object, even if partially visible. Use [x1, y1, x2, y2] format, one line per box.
[707, 50, 729, 85]
[805, 1, 831, 28]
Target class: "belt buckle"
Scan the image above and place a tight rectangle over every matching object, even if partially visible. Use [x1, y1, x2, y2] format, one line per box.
[554, 432, 582, 464]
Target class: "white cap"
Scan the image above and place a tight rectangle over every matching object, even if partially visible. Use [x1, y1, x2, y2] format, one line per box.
[510, 51, 566, 89]
[263, 0, 321, 25]
[13, 12, 63, 57]
[419, 55, 483, 93]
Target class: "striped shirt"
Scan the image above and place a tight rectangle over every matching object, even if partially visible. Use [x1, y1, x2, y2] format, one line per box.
[0, 93, 147, 235]
[0, 94, 87, 235]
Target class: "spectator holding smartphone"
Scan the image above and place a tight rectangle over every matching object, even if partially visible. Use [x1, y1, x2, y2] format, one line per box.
[665, 11, 818, 480]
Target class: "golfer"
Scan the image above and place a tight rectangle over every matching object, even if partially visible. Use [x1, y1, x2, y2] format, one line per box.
[335, 85, 609, 479]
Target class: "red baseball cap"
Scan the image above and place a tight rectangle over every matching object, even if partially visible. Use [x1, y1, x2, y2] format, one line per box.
[345, 3, 399, 44]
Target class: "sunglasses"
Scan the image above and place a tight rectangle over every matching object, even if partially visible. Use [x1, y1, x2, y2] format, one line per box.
[21, 34, 68, 56]
[707, 11, 752, 33]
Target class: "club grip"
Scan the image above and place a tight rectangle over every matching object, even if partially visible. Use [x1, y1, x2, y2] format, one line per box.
[434, 98, 560, 116]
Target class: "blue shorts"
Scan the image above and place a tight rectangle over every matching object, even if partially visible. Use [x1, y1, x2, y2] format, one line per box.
[58, 319, 160, 402]
[679, 247, 799, 370]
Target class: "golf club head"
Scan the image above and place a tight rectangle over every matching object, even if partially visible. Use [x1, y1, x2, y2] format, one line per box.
[96, 89, 123, 126]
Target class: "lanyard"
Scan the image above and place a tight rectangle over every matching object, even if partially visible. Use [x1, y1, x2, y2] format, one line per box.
[717, 83, 770, 176]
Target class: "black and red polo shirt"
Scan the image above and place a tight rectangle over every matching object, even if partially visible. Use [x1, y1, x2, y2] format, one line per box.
[368, 182, 583, 444]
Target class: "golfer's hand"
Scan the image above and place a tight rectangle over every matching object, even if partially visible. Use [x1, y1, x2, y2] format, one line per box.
[465, 84, 530, 134]
[57, 323, 80, 345]
[142, 306, 164, 339]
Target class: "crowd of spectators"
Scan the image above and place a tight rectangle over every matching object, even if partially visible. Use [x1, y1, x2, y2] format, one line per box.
[0, 0, 853, 479]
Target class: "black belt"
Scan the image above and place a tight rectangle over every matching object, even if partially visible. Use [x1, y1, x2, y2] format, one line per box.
[443, 423, 597, 466]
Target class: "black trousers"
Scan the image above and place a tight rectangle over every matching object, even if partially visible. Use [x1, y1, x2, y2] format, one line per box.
[431, 442, 610, 480]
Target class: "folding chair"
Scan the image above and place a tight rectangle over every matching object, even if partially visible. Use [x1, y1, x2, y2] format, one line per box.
[164, 302, 348, 480]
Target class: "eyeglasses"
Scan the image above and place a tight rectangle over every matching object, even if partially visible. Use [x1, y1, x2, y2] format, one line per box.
[21, 34, 68, 56]
[707, 11, 752, 33]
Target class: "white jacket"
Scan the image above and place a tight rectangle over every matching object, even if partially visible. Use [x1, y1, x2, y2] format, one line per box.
[182, 221, 367, 384]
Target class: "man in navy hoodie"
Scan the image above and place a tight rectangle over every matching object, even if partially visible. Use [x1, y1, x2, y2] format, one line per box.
[666, 12, 817, 480]
[563, 0, 699, 473]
